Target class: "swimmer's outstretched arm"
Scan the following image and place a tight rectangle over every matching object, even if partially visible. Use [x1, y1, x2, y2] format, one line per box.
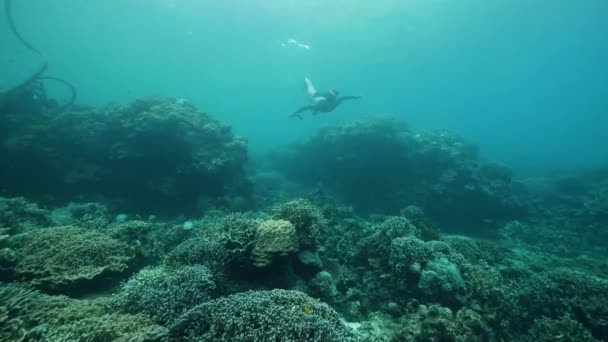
[289, 105, 314, 119]
[337, 95, 362, 105]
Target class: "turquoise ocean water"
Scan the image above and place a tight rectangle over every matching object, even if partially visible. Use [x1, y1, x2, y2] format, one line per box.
[3, 0, 607, 170]
[3, 2, 608, 340]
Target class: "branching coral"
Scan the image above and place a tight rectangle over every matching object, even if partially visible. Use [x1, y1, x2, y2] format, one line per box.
[273, 199, 328, 249]
[113, 265, 216, 325]
[170, 289, 359, 341]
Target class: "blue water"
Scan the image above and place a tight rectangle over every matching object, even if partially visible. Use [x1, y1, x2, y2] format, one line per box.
[3, 0, 607, 170]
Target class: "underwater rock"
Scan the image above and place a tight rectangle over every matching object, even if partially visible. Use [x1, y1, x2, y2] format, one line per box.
[170, 289, 359, 341]
[10, 226, 136, 294]
[0, 97, 251, 215]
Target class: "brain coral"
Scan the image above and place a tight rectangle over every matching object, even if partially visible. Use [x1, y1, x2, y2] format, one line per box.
[251, 219, 299, 267]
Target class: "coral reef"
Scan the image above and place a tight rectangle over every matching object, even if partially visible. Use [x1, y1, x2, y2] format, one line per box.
[400, 205, 441, 241]
[0, 283, 167, 341]
[9, 226, 136, 294]
[0, 179, 604, 341]
[164, 237, 230, 278]
[270, 115, 526, 232]
[109, 219, 194, 262]
[0, 197, 51, 234]
[392, 304, 491, 341]
[418, 257, 466, 305]
[273, 198, 328, 249]
[163, 212, 270, 294]
[0, 108, 606, 340]
[113, 265, 216, 325]
[527, 316, 598, 342]
[0, 97, 251, 214]
[170, 289, 359, 341]
[310, 270, 339, 302]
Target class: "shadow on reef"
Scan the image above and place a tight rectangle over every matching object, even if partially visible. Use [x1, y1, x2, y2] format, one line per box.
[266, 114, 529, 234]
[0, 97, 252, 216]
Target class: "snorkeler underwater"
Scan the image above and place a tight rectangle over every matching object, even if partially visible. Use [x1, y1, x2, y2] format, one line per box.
[289, 77, 361, 119]
[1, 1, 607, 341]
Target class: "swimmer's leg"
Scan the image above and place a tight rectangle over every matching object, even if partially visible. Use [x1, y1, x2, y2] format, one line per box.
[290, 105, 313, 119]
[305, 77, 317, 98]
